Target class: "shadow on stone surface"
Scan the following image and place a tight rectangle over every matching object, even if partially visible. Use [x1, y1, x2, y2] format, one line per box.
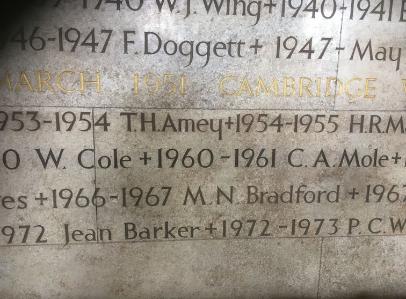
[0, 0, 39, 43]
[248, 296, 406, 299]
[326, 296, 405, 299]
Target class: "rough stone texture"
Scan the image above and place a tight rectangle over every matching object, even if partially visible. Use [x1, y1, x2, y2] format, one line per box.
[0, 0, 405, 298]
[319, 237, 406, 298]
[0, 239, 321, 298]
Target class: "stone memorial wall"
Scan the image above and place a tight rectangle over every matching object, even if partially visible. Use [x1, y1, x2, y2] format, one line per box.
[0, 0, 405, 298]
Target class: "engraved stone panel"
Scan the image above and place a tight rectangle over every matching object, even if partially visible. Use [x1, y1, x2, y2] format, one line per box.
[0, 0, 405, 298]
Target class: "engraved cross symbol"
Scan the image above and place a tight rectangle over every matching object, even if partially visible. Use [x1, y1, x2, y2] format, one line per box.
[250, 39, 263, 55]
[140, 152, 152, 165]
[392, 152, 401, 164]
[348, 188, 359, 200]
[225, 117, 234, 129]
[263, 0, 277, 13]
[205, 223, 217, 235]
[35, 193, 48, 206]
